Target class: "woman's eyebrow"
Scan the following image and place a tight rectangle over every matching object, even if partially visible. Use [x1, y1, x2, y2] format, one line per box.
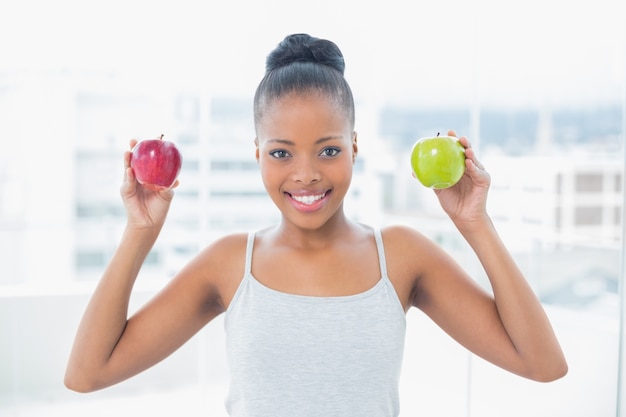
[265, 136, 344, 146]
[316, 136, 343, 144]
[265, 138, 294, 145]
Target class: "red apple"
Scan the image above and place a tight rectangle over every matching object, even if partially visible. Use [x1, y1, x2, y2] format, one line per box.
[130, 134, 182, 191]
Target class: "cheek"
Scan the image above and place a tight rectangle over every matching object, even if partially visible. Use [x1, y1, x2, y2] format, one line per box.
[333, 158, 354, 186]
[257, 159, 280, 189]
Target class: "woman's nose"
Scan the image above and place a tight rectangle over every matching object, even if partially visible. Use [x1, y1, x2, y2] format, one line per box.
[292, 157, 321, 184]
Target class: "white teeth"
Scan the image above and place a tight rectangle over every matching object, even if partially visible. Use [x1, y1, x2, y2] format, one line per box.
[292, 193, 325, 205]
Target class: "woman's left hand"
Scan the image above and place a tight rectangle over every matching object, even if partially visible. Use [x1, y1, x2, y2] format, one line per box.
[434, 130, 491, 228]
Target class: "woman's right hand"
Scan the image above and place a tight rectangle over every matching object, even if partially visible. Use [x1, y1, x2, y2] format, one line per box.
[121, 139, 179, 230]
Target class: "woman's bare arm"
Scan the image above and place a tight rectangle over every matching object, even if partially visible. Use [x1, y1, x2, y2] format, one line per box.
[64, 143, 230, 392]
[405, 130, 567, 382]
[413, 220, 567, 382]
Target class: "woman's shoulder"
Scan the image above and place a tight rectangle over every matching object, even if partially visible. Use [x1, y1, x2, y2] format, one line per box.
[379, 224, 449, 270]
[380, 224, 431, 247]
[209, 231, 250, 250]
[186, 232, 251, 309]
[195, 232, 249, 267]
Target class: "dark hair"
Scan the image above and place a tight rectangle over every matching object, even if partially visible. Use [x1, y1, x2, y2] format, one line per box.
[253, 34, 355, 127]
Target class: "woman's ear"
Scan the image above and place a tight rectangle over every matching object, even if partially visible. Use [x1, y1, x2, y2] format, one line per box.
[352, 132, 358, 163]
[254, 138, 260, 162]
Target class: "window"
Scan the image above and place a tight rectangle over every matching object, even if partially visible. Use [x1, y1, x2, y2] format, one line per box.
[576, 173, 604, 193]
[211, 160, 259, 171]
[76, 250, 105, 268]
[575, 206, 604, 225]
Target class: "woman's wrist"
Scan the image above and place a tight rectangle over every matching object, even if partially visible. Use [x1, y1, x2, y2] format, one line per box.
[120, 224, 161, 251]
[452, 212, 493, 237]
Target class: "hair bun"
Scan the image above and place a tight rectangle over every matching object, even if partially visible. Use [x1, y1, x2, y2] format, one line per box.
[266, 33, 345, 75]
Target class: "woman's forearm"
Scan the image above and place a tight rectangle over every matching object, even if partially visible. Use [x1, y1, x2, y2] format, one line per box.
[64, 226, 160, 392]
[457, 217, 568, 381]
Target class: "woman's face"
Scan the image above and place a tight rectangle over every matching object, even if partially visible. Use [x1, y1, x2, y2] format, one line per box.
[255, 93, 357, 230]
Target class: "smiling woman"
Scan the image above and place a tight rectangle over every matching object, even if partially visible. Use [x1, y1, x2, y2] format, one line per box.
[0, 1, 624, 416]
[59, 32, 571, 417]
[255, 94, 356, 224]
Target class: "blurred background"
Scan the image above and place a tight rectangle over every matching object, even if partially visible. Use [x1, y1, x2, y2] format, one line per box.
[0, 0, 625, 415]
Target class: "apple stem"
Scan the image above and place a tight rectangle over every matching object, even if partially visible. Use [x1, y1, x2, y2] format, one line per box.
[437, 132, 440, 137]
[159, 134, 164, 140]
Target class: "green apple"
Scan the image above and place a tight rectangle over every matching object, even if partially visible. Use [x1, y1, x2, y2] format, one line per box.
[410, 133, 466, 189]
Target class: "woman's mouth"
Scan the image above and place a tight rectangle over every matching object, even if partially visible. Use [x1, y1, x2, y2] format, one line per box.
[286, 190, 331, 211]
[291, 192, 326, 205]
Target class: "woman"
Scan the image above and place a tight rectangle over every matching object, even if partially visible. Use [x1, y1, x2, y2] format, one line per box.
[65, 33, 567, 417]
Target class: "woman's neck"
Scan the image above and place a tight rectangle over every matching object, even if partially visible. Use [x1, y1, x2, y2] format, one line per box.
[273, 212, 356, 250]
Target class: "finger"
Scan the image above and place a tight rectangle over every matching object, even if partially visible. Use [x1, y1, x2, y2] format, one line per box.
[129, 138, 138, 149]
[458, 136, 471, 148]
[465, 148, 485, 170]
[447, 129, 457, 138]
[123, 150, 132, 169]
[121, 167, 137, 197]
[159, 184, 177, 201]
[123, 167, 138, 189]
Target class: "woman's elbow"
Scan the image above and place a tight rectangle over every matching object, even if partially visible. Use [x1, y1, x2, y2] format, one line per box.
[64, 368, 102, 393]
[64, 378, 89, 394]
[529, 359, 569, 383]
[64, 376, 91, 394]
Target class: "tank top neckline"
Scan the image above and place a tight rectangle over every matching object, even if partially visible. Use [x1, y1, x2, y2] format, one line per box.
[246, 271, 388, 302]
[238, 227, 392, 303]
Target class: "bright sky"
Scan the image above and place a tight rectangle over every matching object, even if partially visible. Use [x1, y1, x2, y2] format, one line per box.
[0, 0, 624, 107]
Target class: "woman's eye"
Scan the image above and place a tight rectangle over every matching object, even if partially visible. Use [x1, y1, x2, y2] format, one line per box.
[320, 147, 341, 158]
[269, 149, 290, 159]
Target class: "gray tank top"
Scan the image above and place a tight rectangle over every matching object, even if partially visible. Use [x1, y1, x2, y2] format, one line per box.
[224, 228, 406, 417]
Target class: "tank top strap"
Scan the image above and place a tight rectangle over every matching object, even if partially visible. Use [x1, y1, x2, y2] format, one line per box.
[244, 231, 255, 276]
[373, 227, 389, 280]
